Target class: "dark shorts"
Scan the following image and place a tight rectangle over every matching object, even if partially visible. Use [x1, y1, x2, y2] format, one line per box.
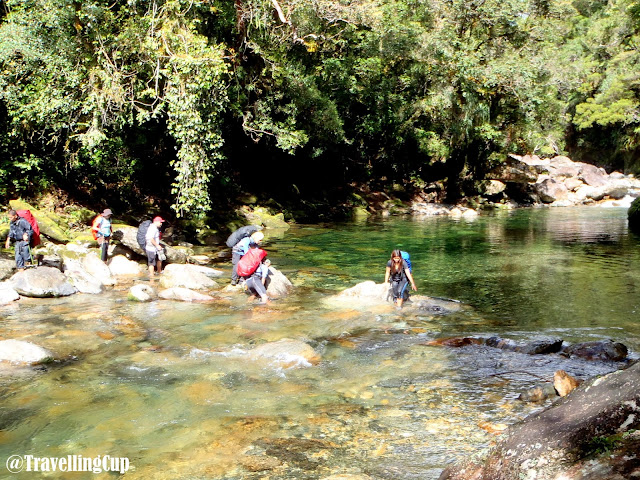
[391, 279, 409, 301]
[146, 250, 158, 266]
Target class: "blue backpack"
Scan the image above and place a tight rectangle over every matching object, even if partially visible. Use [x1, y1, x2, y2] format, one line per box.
[400, 251, 412, 272]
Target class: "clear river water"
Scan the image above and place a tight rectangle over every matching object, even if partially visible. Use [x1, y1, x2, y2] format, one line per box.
[1, 206, 639, 479]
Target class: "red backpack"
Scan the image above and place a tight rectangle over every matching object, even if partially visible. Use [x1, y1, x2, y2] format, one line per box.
[237, 248, 267, 277]
[16, 209, 41, 247]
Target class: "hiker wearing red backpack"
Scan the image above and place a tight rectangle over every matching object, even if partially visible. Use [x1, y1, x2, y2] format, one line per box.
[92, 208, 113, 262]
[5, 210, 33, 270]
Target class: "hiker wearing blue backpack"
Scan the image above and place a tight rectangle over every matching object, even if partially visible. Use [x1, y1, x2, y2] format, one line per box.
[384, 249, 417, 307]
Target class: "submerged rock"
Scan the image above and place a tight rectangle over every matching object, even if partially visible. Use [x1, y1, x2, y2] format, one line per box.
[248, 339, 321, 369]
[518, 383, 558, 403]
[0, 339, 53, 364]
[10, 267, 77, 298]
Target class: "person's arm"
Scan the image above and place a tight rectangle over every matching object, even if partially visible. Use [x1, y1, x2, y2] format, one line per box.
[405, 268, 417, 291]
[261, 260, 271, 285]
[384, 266, 391, 284]
[22, 220, 31, 243]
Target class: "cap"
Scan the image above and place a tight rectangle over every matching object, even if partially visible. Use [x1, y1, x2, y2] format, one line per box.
[250, 231, 264, 243]
[153, 216, 165, 223]
[102, 209, 113, 216]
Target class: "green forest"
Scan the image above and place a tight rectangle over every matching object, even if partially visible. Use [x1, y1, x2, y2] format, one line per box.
[0, 0, 639, 222]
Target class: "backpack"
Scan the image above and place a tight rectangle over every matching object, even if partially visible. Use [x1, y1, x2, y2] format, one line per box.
[16, 209, 40, 247]
[237, 248, 267, 277]
[137, 220, 152, 251]
[226, 225, 260, 248]
[400, 251, 412, 272]
[91, 215, 102, 240]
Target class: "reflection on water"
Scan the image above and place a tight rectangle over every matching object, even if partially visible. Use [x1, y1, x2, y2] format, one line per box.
[1, 206, 639, 479]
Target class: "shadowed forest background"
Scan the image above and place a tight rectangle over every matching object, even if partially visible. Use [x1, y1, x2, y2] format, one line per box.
[0, 0, 639, 222]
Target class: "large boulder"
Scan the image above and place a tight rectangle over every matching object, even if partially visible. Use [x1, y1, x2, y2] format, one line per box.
[82, 253, 116, 286]
[159, 264, 219, 290]
[265, 267, 293, 298]
[9, 199, 71, 243]
[535, 177, 569, 203]
[10, 267, 77, 297]
[486, 157, 540, 184]
[158, 287, 215, 302]
[439, 362, 640, 480]
[0, 339, 53, 364]
[0, 259, 16, 281]
[108, 255, 144, 276]
[238, 206, 290, 230]
[0, 282, 20, 304]
[628, 197, 640, 233]
[333, 281, 391, 303]
[63, 259, 104, 294]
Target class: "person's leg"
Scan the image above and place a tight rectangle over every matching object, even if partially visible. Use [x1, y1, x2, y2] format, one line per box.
[396, 280, 409, 307]
[231, 252, 241, 285]
[101, 237, 110, 262]
[14, 242, 25, 270]
[147, 250, 157, 276]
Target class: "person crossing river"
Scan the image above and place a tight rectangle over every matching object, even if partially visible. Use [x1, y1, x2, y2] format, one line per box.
[384, 249, 417, 307]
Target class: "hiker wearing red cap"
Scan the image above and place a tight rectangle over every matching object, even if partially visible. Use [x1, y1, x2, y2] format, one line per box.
[145, 216, 166, 276]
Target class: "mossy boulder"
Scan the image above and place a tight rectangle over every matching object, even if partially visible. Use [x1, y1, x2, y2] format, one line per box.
[628, 197, 640, 233]
[9, 199, 71, 243]
[239, 206, 290, 230]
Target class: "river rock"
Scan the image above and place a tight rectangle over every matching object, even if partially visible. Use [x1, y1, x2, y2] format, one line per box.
[82, 254, 116, 286]
[628, 197, 640, 232]
[10, 267, 77, 297]
[188, 255, 212, 265]
[536, 177, 569, 203]
[439, 361, 640, 480]
[247, 339, 320, 368]
[487, 156, 540, 184]
[128, 284, 156, 302]
[158, 287, 215, 302]
[239, 206, 290, 230]
[265, 267, 293, 298]
[562, 340, 628, 361]
[0, 339, 53, 364]
[515, 337, 563, 355]
[108, 255, 143, 276]
[0, 282, 20, 304]
[518, 383, 558, 403]
[333, 281, 391, 303]
[63, 259, 103, 294]
[159, 264, 219, 290]
[485, 336, 518, 351]
[554, 370, 581, 397]
[9, 200, 71, 243]
[39, 254, 63, 270]
[0, 259, 15, 280]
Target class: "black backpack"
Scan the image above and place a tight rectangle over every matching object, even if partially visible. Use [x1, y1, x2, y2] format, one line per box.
[137, 220, 152, 251]
[226, 225, 260, 248]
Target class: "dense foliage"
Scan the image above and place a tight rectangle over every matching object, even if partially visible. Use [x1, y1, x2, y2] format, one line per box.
[0, 0, 638, 217]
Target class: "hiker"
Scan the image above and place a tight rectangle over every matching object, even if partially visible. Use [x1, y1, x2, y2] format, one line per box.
[245, 258, 271, 305]
[92, 209, 113, 262]
[231, 230, 263, 286]
[5, 210, 33, 270]
[384, 249, 417, 307]
[145, 216, 166, 276]
[237, 240, 271, 305]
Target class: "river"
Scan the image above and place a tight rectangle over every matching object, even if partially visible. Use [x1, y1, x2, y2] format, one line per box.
[0, 206, 638, 479]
